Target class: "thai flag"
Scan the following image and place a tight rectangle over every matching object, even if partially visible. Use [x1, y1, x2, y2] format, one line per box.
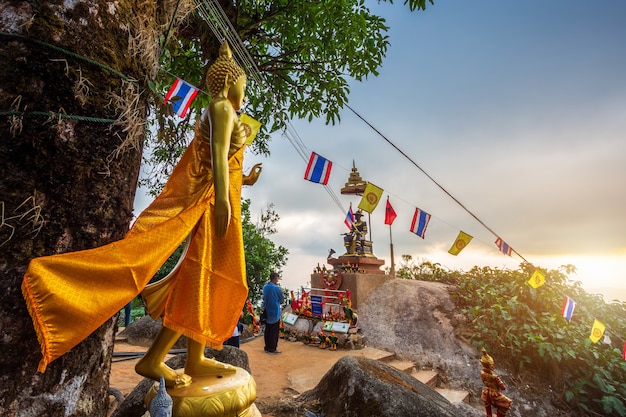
[344, 206, 355, 230]
[410, 208, 431, 239]
[164, 78, 199, 117]
[561, 296, 576, 322]
[495, 237, 512, 256]
[304, 152, 332, 185]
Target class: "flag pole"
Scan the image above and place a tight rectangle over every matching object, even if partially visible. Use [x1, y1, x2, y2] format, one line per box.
[389, 223, 395, 277]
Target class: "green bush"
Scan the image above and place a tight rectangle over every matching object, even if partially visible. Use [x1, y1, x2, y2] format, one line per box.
[397, 258, 626, 416]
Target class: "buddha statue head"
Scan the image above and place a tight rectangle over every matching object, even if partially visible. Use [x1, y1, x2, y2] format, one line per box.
[205, 41, 246, 103]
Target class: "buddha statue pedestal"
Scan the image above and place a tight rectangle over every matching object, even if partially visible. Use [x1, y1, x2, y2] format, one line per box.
[144, 367, 260, 417]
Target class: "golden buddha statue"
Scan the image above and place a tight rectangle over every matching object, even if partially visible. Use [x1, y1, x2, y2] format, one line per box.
[480, 348, 512, 417]
[134, 40, 261, 389]
[23, 41, 262, 415]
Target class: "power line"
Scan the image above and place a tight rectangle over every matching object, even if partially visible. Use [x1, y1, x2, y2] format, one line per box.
[344, 103, 530, 264]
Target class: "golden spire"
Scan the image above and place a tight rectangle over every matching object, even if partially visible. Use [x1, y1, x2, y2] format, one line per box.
[340, 160, 367, 195]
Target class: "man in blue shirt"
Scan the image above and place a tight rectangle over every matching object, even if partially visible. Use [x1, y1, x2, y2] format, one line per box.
[262, 272, 284, 354]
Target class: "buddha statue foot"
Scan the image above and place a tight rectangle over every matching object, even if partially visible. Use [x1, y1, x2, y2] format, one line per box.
[135, 358, 192, 388]
[185, 357, 237, 377]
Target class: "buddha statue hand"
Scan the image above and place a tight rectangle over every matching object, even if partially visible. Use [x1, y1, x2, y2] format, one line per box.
[243, 163, 263, 186]
[214, 195, 231, 238]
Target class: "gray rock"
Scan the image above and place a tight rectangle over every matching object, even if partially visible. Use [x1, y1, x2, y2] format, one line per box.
[359, 279, 478, 389]
[303, 355, 462, 417]
[118, 316, 185, 349]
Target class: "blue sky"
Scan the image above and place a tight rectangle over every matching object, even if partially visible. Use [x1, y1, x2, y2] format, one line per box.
[138, 1, 626, 299]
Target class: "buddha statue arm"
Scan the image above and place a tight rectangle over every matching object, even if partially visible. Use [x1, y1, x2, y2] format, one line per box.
[208, 99, 236, 237]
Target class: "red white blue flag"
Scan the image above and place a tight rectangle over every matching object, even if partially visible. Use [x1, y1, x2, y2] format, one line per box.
[495, 237, 512, 256]
[410, 208, 431, 239]
[344, 205, 355, 230]
[304, 152, 332, 185]
[164, 78, 199, 117]
[561, 295, 576, 322]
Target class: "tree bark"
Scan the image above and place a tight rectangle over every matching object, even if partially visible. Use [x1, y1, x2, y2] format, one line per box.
[0, 1, 177, 415]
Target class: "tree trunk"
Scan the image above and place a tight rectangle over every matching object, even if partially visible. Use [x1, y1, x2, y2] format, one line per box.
[0, 1, 178, 415]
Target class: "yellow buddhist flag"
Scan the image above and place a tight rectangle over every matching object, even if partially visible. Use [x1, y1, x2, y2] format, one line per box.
[447, 231, 473, 255]
[527, 270, 545, 289]
[240, 113, 262, 145]
[589, 319, 606, 343]
[358, 182, 384, 213]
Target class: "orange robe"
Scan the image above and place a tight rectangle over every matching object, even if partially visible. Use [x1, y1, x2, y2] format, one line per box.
[22, 132, 247, 372]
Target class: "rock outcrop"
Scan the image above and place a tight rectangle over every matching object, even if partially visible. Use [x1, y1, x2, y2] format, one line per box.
[301, 355, 481, 417]
[359, 279, 480, 390]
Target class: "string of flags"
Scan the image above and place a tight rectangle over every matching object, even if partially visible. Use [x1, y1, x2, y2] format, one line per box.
[299, 150, 624, 358]
[409, 208, 431, 239]
[344, 204, 355, 230]
[159, 73, 624, 362]
[357, 182, 383, 213]
[384, 198, 397, 225]
[561, 295, 576, 322]
[164, 78, 199, 117]
[162, 77, 261, 146]
[495, 237, 512, 256]
[304, 152, 333, 185]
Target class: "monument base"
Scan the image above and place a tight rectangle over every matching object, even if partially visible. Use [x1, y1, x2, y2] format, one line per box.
[328, 255, 384, 274]
[144, 366, 260, 417]
[311, 271, 390, 310]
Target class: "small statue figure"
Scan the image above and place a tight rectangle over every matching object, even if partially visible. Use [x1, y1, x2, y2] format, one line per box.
[329, 331, 338, 351]
[318, 331, 328, 349]
[480, 348, 512, 417]
[342, 209, 368, 255]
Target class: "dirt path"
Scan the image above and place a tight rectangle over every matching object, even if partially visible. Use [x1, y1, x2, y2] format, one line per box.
[110, 334, 392, 415]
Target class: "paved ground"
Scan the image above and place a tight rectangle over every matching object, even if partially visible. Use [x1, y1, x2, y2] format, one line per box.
[110, 333, 393, 416]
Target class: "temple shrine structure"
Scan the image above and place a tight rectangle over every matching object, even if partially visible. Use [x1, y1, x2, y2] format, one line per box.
[310, 162, 392, 309]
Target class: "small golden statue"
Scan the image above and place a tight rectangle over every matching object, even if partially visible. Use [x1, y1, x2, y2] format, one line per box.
[480, 348, 512, 417]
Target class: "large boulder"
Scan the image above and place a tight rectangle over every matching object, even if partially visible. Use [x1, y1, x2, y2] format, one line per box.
[359, 279, 479, 388]
[302, 355, 479, 417]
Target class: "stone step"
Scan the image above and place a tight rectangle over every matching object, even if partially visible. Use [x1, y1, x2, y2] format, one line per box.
[411, 369, 439, 387]
[384, 359, 415, 374]
[435, 387, 470, 404]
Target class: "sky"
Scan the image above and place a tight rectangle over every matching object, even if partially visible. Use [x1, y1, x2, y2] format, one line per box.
[137, 1, 626, 300]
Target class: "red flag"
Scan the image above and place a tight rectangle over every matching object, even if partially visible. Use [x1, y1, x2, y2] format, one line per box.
[623, 341, 626, 360]
[384, 198, 397, 225]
